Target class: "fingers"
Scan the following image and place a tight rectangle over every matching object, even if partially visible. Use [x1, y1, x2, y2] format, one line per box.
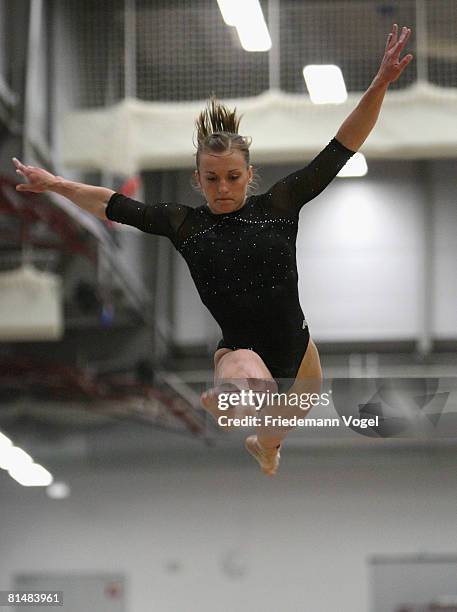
[12, 157, 48, 193]
[12, 157, 41, 175]
[398, 53, 414, 71]
[16, 187, 40, 193]
[15, 184, 33, 192]
[385, 23, 398, 51]
[15, 182, 42, 193]
[386, 24, 411, 57]
[385, 33, 392, 52]
[12, 157, 28, 178]
[12, 157, 26, 171]
[398, 26, 411, 48]
[392, 26, 412, 58]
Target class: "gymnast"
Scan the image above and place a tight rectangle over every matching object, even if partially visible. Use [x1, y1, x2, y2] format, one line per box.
[12, 24, 412, 475]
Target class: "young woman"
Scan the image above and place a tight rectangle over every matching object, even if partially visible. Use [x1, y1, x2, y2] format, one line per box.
[13, 25, 412, 476]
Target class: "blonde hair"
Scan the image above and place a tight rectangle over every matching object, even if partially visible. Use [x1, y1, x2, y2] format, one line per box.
[194, 95, 252, 169]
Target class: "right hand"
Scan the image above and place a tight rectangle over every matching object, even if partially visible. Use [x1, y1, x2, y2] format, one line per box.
[12, 157, 59, 193]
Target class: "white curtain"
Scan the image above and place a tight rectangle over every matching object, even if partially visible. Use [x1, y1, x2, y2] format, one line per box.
[62, 83, 457, 175]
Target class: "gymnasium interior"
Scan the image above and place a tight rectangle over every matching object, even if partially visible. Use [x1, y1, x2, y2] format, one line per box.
[0, 1, 456, 610]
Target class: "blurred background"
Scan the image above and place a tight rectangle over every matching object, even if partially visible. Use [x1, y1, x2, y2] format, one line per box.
[0, 1, 456, 611]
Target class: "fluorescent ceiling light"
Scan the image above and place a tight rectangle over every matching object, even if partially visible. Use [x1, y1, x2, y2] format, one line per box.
[0, 431, 54, 487]
[0, 445, 33, 471]
[235, 1, 271, 52]
[0, 431, 12, 451]
[303, 65, 347, 104]
[337, 153, 368, 177]
[217, 0, 238, 26]
[217, 0, 271, 52]
[9, 463, 53, 487]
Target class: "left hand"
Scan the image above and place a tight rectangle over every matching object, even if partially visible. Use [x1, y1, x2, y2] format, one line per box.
[376, 24, 413, 85]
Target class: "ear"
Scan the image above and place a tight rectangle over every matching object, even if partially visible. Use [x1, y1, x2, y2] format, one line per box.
[248, 165, 253, 182]
[194, 169, 201, 188]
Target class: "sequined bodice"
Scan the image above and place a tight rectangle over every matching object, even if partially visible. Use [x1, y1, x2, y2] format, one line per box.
[106, 138, 354, 348]
[178, 197, 302, 347]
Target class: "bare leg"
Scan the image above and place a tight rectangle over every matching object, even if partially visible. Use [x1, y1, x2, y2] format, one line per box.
[201, 348, 282, 474]
[255, 338, 323, 449]
[200, 348, 277, 423]
[201, 340, 323, 476]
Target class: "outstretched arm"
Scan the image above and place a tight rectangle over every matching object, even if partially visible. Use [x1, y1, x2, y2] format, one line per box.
[12, 157, 190, 241]
[335, 24, 413, 152]
[12, 157, 114, 220]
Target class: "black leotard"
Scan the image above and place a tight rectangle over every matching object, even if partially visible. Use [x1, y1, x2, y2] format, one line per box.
[105, 137, 354, 379]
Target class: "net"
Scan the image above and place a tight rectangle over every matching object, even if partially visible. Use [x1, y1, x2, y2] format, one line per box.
[56, 0, 457, 108]
[52, 0, 457, 170]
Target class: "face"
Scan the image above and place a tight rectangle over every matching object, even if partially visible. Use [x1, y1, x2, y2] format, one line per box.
[195, 150, 253, 214]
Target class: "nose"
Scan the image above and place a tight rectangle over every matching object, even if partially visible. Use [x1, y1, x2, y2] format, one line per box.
[218, 181, 230, 194]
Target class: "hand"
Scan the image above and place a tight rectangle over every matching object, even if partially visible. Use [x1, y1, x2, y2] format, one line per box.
[376, 24, 413, 85]
[12, 157, 59, 193]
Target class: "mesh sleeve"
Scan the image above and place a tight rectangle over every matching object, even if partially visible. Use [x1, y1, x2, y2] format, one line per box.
[265, 137, 355, 216]
[105, 193, 190, 242]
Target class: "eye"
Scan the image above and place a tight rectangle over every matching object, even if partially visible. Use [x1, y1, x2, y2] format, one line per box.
[229, 175, 240, 181]
[206, 177, 216, 182]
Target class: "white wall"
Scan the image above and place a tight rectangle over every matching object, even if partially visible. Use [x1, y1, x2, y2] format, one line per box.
[171, 158, 456, 346]
[296, 162, 422, 341]
[1, 450, 457, 612]
[431, 159, 457, 338]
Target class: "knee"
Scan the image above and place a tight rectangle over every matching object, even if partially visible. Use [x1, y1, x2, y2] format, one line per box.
[221, 348, 273, 380]
[229, 350, 259, 378]
[233, 349, 256, 362]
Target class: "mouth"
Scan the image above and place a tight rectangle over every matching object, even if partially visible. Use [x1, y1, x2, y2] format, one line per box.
[217, 198, 233, 202]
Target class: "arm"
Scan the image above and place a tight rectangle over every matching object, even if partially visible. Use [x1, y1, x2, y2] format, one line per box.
[11, 158, 191, 242]
[12, 157, 113, 220]
[52, 180, 114, 220]
[265, 137, 355, 217]
[335, 24, 413, 152]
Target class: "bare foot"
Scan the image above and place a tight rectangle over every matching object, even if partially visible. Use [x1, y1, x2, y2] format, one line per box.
[245, 435, 281, 476]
